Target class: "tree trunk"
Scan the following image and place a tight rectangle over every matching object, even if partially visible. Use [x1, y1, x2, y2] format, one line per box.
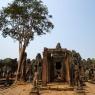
[15, 44, 26, 83]
[20, 53, 27, 81]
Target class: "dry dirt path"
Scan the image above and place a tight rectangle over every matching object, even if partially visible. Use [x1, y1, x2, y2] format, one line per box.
[0, 83, 74, 95]
[0, 83, 32, 95]
[0, 82, 95, 95]
[85, 82, 95, 95]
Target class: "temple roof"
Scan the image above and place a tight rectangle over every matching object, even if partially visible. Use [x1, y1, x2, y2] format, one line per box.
[56, 43, 61, 49]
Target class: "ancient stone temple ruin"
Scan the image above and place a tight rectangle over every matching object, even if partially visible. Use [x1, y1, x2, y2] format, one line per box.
[42, 43, 72, 84]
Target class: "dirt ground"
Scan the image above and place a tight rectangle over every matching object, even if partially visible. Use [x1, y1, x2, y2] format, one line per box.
[0, 82, 95, 95]
[85, 82, 95, 95]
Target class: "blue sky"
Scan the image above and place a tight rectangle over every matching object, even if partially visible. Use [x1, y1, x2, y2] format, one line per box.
[0, 0, 95, 59]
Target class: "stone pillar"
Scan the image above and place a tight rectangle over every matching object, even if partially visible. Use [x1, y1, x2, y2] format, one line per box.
[65, 57, 70, 83]
[42, 48, 48, 85]
[47, 53, 51, 82]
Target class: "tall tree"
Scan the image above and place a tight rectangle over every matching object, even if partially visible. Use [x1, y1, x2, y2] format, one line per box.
[0, 0, 54, 82]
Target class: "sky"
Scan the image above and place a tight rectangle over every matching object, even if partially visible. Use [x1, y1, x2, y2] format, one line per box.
[0, 0, 95, 59]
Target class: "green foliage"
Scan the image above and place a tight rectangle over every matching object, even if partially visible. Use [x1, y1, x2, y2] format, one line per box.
[2, 58, 17, 73]
[0, 60, 3, 68]
[91, 58, 95, 64]
[81, 58, 95, 70]
[0, 0, 54, 46]
[3, 58, 12, 66]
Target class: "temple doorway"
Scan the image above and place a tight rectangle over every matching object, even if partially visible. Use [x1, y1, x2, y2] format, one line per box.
[56, 62, 61, 70]
[53, 61, 66, 82]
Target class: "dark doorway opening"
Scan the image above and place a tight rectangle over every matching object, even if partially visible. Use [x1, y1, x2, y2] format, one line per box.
[39, 62, 42, 67]
[56, 62, 61, 70]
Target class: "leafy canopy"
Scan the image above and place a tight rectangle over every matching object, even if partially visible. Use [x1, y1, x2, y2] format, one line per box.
[0, 0, 54, 46]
